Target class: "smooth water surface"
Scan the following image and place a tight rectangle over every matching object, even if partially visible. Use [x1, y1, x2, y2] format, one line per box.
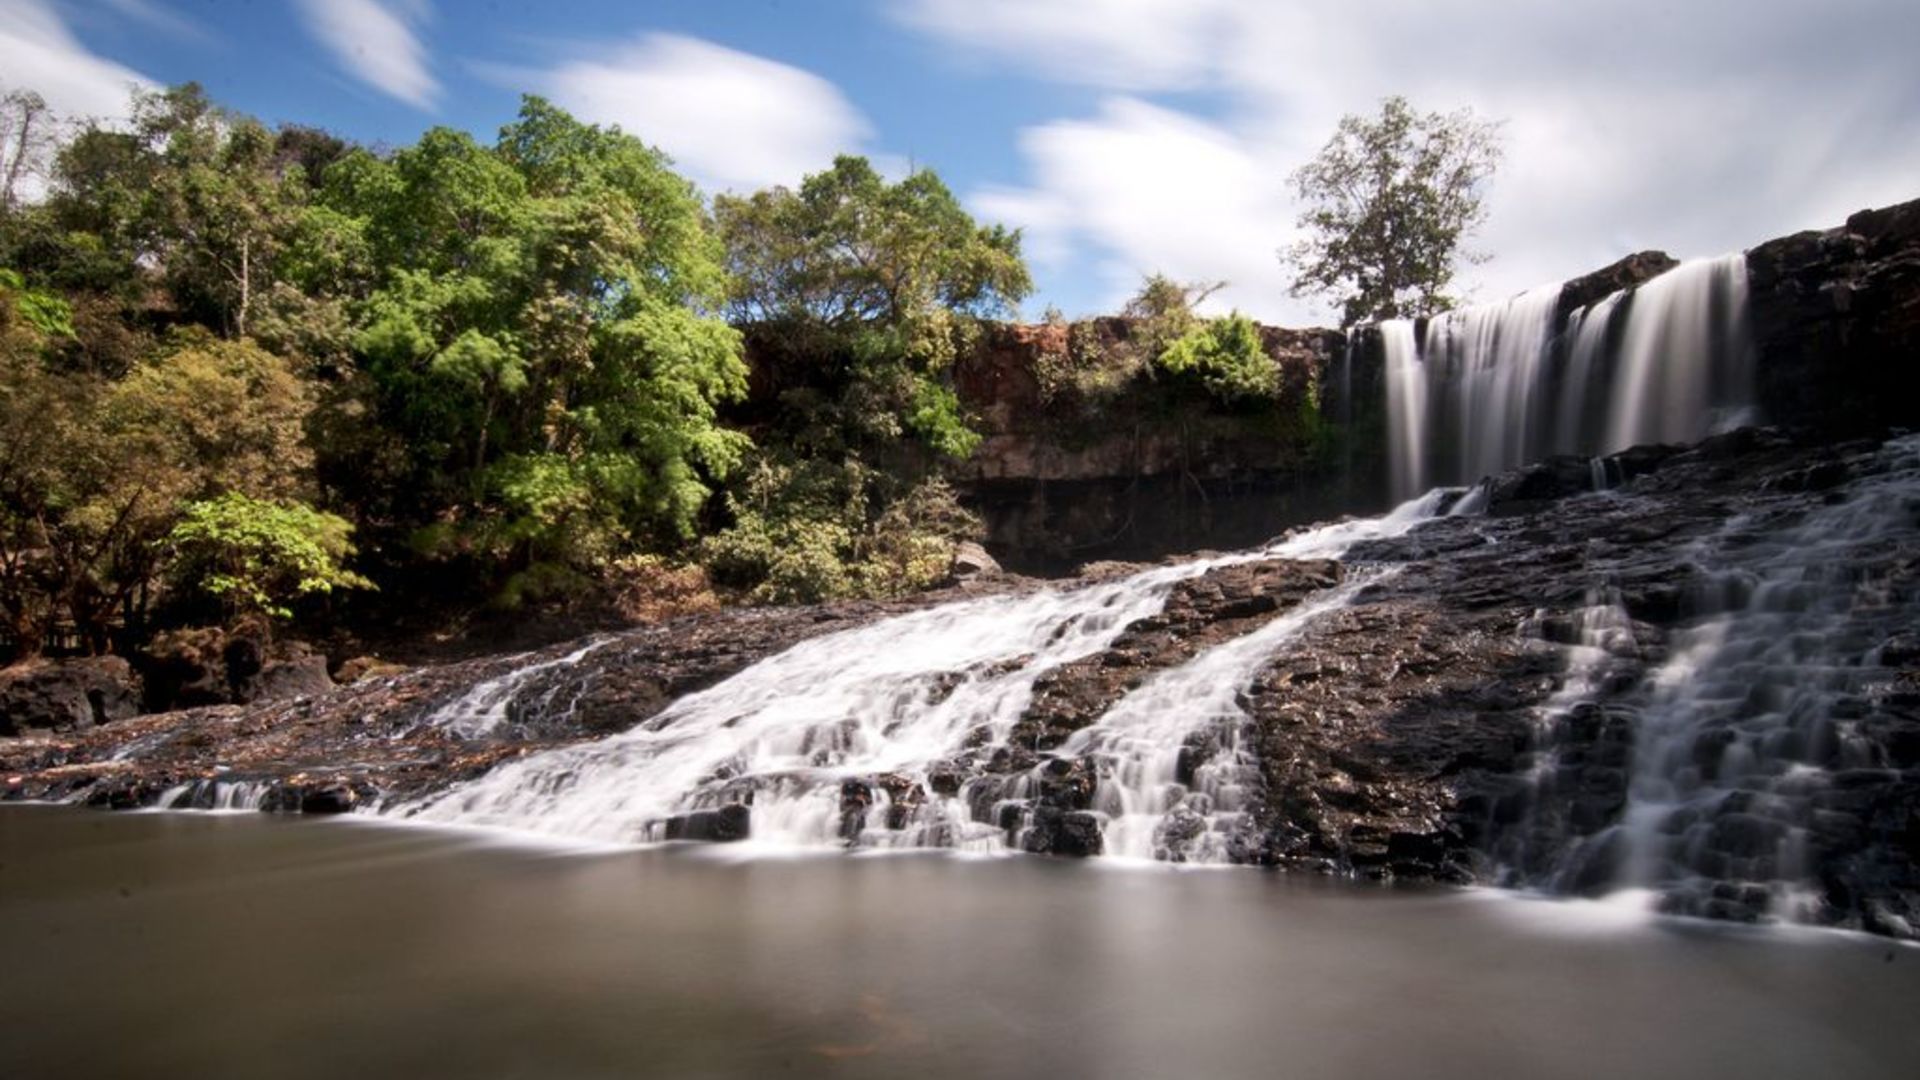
[2, 806, 1915, 1080]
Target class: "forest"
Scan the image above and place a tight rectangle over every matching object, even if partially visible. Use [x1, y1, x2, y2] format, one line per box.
[0, 83, 1137, 660]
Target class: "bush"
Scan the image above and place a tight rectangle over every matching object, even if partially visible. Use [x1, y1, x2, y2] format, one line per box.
[166, 492, 373, 624]
[1155, 313, 1278, 403]
[700, 456, 978, 604]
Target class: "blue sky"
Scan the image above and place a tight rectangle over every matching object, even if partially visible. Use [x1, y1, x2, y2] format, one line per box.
[6, 0, 1920, 324]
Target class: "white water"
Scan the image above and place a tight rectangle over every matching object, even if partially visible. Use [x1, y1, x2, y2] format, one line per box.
[1076, 575, 1380, 862]
[423, 636, 612, 738]
[153, 779, 273, 812]
[1605, 254, 1756, 451]
[1381, 255, 1756, 500]
[1608, 435, 1920, 917]
[394, 495, 1448, 854]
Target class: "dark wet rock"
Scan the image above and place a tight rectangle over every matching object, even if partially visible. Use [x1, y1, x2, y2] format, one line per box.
[0, 657, 142, 736]
[137, 628, 335, 712]
[1555, 250, 1680, 320]
[664, 803, 751, 843]
[1022, 807, 1104, 858]
[241, 655, 335, 705]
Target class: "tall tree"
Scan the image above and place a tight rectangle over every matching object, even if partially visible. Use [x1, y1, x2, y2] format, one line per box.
[1282, 96, 1503, 326]
[714, 155, 1030, 458]
[47, 84, 312, 336]
[322, 97, 749, 600]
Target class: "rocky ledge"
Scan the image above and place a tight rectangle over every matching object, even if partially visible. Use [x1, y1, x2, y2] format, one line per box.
[4, 426, 1918, 938]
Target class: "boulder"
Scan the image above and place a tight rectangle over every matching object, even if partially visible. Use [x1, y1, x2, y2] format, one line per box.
[0, 657, 143, 736]
[140, 627, 335, 711]
[662, 803, 751, 843]
[949, 541, 1002, 581]
[238, 654, 335, 705]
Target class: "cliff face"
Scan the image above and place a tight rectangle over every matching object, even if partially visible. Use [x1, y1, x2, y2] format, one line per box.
[1747, 200, 1920, 435]
[935, 196, 1920, 571]
[949, 319, 1353, 571]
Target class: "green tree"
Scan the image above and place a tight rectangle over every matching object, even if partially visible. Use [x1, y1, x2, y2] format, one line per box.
[1283, 96, 1503, 325]
[707, 156, 1027, 601]
[45, 84, 312, 337]
[166, 492, 371, 624]
[322, 97, 749, 602]
[715, 156, 1028, 458]
[0, 321, 319, 655]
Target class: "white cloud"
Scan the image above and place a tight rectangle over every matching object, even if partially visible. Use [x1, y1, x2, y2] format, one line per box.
[0, 0, 155, 122]
[295, 0, 439, 111]
[539, 34, 871, 195]
[974, 98, 1300, 320]
[893, 0, 1235, 91]
[903, 0, 1920, 323]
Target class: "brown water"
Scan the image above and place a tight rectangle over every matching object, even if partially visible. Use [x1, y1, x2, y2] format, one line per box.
[1, 805, 1915, 1079]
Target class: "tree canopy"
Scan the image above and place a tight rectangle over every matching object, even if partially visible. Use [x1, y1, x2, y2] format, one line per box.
[1283, 96, 1503, 326]
[0, 80, 1051, 649]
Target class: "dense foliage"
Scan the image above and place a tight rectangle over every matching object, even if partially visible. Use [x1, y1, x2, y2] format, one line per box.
[0, 81, 1040, 656]
[1283, 96, 1503, 326]
[708, 156, 1029, 601]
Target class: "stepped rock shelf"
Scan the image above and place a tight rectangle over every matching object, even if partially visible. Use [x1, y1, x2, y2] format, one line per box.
[5, 198, 1920, 939]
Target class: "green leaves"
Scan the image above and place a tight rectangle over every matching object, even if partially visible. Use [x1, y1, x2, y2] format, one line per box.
[1284, 96, 1503, 326]
[715, 155, 1030, 327]
[1156, 313, 1278, 403]
[320, 96, 749, 596]
[167, 493, 372, 622]
[0, 268, 73, 338]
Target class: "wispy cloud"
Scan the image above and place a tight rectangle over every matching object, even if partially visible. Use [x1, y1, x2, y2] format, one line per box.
[0, 0, 155, 121]
[537, 33, 872, 194]
[97, 0, 212, 44]
[974, 98, 1294, 319]
[294, 0, 439, 111]
[902, 0, 1920, 323]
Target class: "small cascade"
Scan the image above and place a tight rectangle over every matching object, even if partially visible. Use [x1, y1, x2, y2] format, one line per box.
[393, 494, 1450, 853]
[153, 779, 273, 812]
[424, 637, 612, 739]
[1605, 437, 1920, 920]
[1070, 576, 1378, 863]
[1494, 589, 1645, 888]
[1381, 255, 1756, 500]
[398, 560, 1250, 848]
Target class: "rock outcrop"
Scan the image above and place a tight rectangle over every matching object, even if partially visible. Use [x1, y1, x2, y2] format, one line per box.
[0, 657, 142, 736]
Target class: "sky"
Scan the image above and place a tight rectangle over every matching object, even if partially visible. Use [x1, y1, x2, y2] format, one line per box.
[4, 0, 1918, 324]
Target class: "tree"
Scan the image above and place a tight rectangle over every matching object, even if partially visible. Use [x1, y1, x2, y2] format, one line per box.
[714, 156, 1029, 460]
[1283, 96, 1502, 326]
[320, 97, 749, 602]
[166, 492, 371, 625]
[702, 157, 1025, 602]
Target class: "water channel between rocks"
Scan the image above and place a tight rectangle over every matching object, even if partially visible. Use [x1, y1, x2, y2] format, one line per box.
[2, 805, 1915, 1080]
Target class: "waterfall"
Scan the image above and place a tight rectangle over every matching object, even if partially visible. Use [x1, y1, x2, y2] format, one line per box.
[1598, 435, 1920, 920]
[1604, 254, 1755, 451]
[153, 779, 273, 812]
[392, 495, 1447, 854]
[423, 636, 612, 739]
[1072, 575, 1380, 863]
[1381, 255, 1756, 500]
